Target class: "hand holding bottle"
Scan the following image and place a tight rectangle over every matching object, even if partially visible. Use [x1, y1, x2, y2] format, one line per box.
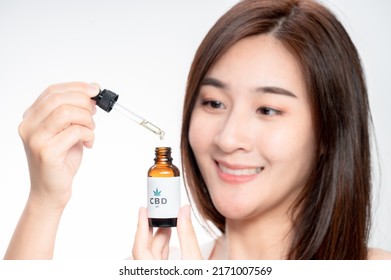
[132, 205, 203, 260]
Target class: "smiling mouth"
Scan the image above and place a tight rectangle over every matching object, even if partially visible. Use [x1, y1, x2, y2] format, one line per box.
[218, 163, 264, 176]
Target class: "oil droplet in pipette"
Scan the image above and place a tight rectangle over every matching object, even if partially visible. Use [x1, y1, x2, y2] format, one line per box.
[159, 130, 165, 140]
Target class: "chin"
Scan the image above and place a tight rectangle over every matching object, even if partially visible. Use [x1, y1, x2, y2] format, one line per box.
[212, 196, 258, 221]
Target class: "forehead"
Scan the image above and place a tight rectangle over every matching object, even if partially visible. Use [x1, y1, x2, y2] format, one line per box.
[206, 34, 308, 101]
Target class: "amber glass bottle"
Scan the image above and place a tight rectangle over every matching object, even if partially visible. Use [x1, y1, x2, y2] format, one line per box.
[147, 147, 180, 227]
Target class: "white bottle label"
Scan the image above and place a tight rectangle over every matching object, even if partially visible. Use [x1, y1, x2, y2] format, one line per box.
[147, 177, 180, 218]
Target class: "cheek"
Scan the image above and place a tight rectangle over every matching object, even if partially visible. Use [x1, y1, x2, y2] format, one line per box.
[288, 118, 317, 161]
[260, 121, 317, 167]
[188, 112, 210, 154]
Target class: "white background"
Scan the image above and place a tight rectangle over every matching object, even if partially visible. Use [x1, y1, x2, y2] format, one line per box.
[0, 0, 390, 259]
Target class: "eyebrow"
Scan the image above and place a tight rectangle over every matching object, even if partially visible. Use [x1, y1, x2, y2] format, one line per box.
[200, 77, 297, 98]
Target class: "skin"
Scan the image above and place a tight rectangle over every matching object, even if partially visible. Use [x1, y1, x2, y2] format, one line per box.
[133, 34, 318, 260]
[4, 40, 390, 260]
[189, 34, 317, 259]
[4, 82, 99, 259]
[186, 34, 391, 260]
[132, 206, 202, 260]
[3, 81, 202, 260]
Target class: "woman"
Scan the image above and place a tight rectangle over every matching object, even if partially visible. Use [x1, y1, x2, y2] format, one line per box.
[5, 0, 391, 259]
[134, 0, 391, 259]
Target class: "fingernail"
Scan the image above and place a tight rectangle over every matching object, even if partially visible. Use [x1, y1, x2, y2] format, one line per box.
[88, 83, 100, 96]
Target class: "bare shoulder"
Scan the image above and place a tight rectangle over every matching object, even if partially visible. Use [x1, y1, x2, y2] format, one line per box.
[368, 248, 391, 260]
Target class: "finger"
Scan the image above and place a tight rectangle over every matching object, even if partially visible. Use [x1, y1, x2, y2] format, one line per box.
[43, 105, 95, 135]
[151, 227, 172, 260]
[27, 82, 100, 115]
[132, 207, 154, 260]
[53, 124, 94, 152]
[20, 106, 95, 150]
[37, 125, 95, 166]
[24, 90, 97, 126]
[177, 205, 203, 260]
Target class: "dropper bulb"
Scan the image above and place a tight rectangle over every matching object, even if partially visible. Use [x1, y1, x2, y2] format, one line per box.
[91, 89, 119, 112]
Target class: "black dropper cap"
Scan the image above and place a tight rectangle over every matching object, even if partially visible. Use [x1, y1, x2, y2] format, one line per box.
[91, 89, 119, 112]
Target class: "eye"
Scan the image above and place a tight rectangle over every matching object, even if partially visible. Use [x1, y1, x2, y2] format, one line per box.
[201, 99, 226, 110]
[257, 106, 281, 116]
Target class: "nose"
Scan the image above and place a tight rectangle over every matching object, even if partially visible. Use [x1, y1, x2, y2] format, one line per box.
[213, 108, 254, 153]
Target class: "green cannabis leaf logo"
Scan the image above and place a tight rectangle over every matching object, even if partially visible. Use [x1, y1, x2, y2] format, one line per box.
[153, 188, 161, 196]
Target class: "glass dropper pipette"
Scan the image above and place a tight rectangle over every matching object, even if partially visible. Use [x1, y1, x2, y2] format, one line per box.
[92, 89, 165, 140]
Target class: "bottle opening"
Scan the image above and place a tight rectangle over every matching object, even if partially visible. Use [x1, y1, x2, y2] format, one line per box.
[154, 147, 172, 162]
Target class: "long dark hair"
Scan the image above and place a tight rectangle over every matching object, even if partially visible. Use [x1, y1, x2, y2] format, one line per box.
[181, 0, 371, 259]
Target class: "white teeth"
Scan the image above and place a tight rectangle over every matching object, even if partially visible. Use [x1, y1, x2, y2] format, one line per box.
[218, 163, 262, 176]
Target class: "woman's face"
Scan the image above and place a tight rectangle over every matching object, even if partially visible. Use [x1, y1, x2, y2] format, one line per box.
[189, 35, 317, 221]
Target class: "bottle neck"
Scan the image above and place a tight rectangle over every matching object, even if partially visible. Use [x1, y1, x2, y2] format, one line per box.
[154, 147, 173, 164]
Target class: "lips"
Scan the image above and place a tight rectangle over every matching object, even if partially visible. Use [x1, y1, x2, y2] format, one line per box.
[216, 161, 264, 183]
[218, 163, 262, 176]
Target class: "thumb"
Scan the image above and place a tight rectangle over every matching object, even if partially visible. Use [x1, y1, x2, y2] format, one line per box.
[177, 205, 203, 260]
[132, 207, 153, 260]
